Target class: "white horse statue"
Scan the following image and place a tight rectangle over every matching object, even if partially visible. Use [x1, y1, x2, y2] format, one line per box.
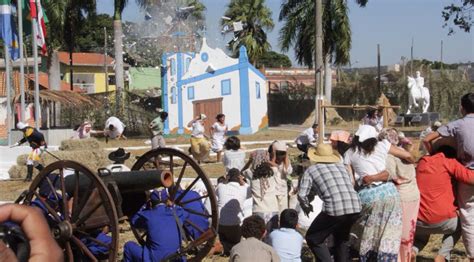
[407, 71, 430, 114]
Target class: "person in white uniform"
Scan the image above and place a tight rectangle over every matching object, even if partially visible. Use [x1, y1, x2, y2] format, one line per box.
[210, 113, 228, 162]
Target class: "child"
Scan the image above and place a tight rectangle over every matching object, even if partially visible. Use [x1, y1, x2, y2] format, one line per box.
[229, 215, 280, 262]
[269, 209, 304, 262]
[423, 92, 474, 259]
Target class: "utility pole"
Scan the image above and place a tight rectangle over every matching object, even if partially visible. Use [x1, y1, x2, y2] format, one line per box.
[440, 40, 444, 70]
[104, 27, 109, 110]
[377, 44, 381, 94]
[410, 37, 414, 76]
[5, 43, 12, 145]
[314, 0, 324, 140]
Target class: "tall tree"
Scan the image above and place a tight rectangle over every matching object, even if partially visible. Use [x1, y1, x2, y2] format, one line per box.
[442, 0, 473, 34]
[221, 0, 274, 65]
[43, 0, 96, 90]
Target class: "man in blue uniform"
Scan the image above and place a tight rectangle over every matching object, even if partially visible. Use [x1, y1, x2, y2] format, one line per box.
[14, 122, 47, 182]
[123, 199, 188, 262]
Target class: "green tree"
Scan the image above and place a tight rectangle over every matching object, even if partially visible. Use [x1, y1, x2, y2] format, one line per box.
[74, 14, 114, 53]
[221, 0, 274, 65]
[442, 0, 473, 34]
[42, 0, 96, 89]
[279, 0, 365, 67]
[257, 51, 292, 68]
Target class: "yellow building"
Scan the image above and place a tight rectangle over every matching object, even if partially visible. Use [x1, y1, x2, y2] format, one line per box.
[58, 52, 129, 94]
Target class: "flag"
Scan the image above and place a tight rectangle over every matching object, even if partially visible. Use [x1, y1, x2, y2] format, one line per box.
[0, 0, 20, 60]
[28, 0, 46, 55]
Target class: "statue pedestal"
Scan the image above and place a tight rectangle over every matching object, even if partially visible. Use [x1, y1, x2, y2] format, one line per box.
[396, 112, 440, 126]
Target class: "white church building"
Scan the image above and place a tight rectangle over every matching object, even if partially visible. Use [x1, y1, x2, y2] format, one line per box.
[162, 38, 268, 135]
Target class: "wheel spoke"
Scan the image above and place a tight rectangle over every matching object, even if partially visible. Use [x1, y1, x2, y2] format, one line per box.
[170, 155, 174, 175]
[45, 175, 59, 201]
[59, 168, 70, 221]
[175, 176, 200, 204]
[71, 236, 98, 262]
[65, 241, 73, 261]
[74, 200, 103, 226]
[32, 191, 62, 221]
[177, 194, 208, 206]
[184, 219, 205, 234]
[182, 207, 211, 218]
[71, 171, 80, 220]
[76, 231, 111, 248]
[72, 185, 94, 222]
[171, 162, 188, 200]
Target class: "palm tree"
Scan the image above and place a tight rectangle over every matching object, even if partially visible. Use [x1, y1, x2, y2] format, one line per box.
[279, 0, 367, 103]
[221, 0, 274, 65]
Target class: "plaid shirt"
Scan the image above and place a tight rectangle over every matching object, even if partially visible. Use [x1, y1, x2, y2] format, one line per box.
[298, 163, 361, 216]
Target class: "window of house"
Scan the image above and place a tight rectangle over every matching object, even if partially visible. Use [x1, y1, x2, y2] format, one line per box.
[256, 81, 261, 99]
[221, 79, 231, 95]
[170, 58, 176, 75]
[171, 86, 177, 104]
[108, 75, 115, 85]
[188, 86, 195, 100]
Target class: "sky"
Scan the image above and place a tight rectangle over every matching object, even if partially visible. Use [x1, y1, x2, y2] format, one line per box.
[97, 0, 473, 67]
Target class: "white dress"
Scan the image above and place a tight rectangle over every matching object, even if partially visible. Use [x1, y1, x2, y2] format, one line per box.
[211, 122, 227, 152]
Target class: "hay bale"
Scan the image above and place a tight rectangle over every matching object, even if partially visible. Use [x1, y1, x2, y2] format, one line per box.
[8, 165, 39, 178]
[59, 138, 101, 151]
[16, 154, 27, 166]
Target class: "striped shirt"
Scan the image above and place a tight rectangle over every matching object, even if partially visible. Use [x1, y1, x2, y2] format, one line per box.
[298, 163, 361, 216]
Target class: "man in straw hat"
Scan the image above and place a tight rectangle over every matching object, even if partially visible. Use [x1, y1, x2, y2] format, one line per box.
[298, 144, 361, 262]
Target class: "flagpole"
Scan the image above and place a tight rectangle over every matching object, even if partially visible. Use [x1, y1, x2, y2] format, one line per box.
[18, 0, 25, 122]
[4, 43, 12, 145]
[32, 17, 40, 129]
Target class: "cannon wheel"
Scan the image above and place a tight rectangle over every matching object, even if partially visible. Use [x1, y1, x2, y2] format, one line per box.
[20, 160, 119, 262]
[131, 147, 218, 261]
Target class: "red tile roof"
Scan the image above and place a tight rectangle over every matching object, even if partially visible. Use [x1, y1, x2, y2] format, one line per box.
[0, 71, 82, 96]
[58, 51, 115, 66]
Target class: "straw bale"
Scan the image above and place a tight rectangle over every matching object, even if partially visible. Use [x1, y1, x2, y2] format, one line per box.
[8, 165, 39, 179]
[59, 138, 101, 151]
[16, 154, 27, 166]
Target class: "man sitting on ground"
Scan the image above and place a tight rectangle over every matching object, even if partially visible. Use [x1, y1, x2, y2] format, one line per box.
[230, 215, 280, 262]
[269, 209, 304, 262]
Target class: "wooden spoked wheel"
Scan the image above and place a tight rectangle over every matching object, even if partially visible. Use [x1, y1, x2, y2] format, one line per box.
[20, 160, 119, 262]
[131, 147, 218, 262]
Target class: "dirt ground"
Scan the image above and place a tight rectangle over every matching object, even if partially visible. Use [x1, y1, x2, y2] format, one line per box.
[0, 127, 470, 260]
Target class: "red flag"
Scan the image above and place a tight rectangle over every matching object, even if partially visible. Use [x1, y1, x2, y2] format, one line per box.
[29, 0, 46, 55]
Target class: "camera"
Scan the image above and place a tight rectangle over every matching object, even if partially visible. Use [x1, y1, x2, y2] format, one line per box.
[0, 222, 30, 262]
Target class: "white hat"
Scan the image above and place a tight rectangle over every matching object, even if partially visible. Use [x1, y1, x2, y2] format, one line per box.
[433, 121, 442, 127]
[272, 140, 287, 152]
[200, 114, 207, 120]
[16, 122, 27, 130]
[355, 125, 378, 143]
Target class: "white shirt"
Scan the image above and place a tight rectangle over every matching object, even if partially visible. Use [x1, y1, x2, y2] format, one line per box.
[191, 121, 205, 138]
[104, 117, 125, 139]
[223, 150, 246, 172]
[211, 122, 227, 141]
[216, 182, 251, 226]
[269, 228, 304, 262]
[295, 128, 317, 145]
[273, 164, 293, 196]
[344, 139, 391, 186]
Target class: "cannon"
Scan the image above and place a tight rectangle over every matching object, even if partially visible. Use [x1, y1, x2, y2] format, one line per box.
[15, 148, 218, 262]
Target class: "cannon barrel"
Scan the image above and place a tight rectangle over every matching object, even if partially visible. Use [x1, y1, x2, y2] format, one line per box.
[64, 170, 173, 196]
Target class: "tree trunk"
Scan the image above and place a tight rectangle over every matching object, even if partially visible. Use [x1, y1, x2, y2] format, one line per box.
[113, 19, 124, 116]
[48, 50, 61, 91]
[324, 55, 332, 103]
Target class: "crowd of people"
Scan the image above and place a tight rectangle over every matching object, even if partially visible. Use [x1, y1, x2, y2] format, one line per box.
[3, 92, 474, 262]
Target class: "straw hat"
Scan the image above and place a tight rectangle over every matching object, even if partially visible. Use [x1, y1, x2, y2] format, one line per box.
[272, 140, 287, 152]
[307, 144, 341, 163]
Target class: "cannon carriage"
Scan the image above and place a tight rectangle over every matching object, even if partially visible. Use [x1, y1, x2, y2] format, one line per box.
[15, 148, 219, 261]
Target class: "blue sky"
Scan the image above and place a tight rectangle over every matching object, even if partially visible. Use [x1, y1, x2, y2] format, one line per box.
[97, 0, 473, 67]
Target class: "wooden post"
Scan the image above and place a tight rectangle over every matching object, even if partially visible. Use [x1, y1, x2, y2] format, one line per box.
[318, 98, 324, 145]
[383, 98, 389, 128]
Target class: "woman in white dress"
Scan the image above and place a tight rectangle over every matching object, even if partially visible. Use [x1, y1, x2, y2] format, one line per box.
[210, 114, 228, 162]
